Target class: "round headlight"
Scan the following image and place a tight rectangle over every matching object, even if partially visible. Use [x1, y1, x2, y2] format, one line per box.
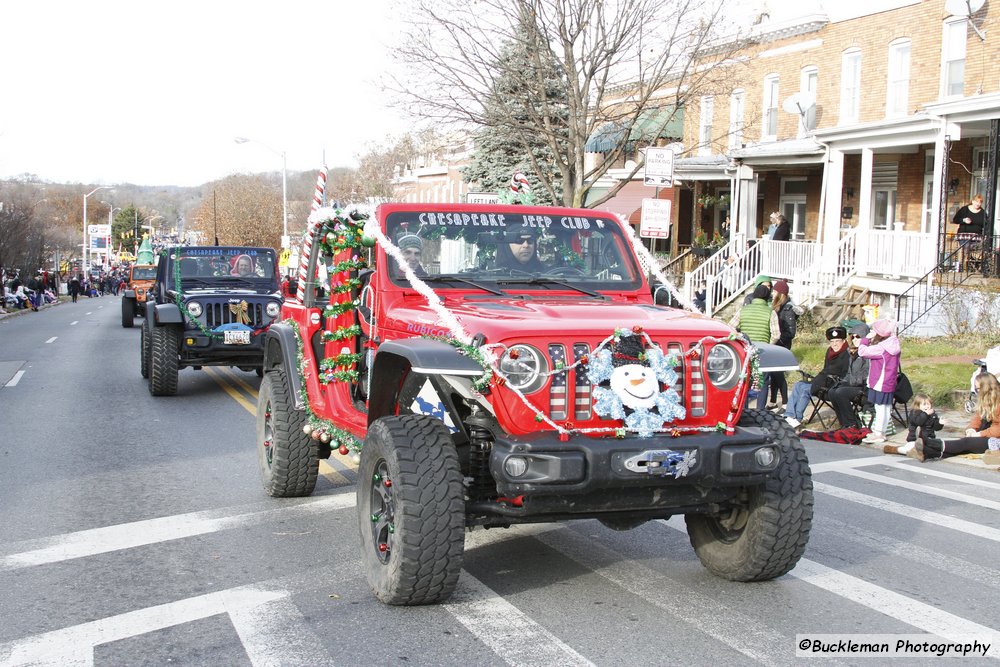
[499, 345, 547, 393]
[266, 301, 281, 317]
[705, 344, 739, 390]
[186, 301, 203, 317]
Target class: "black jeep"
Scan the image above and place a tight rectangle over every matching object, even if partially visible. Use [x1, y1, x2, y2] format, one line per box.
[142, 246, 283, 395]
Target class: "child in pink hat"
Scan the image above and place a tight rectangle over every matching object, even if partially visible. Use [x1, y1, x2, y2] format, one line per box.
[857, 318, 901, 444]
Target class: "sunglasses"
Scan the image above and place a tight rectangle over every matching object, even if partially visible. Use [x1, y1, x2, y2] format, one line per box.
[512, 236, 536, 245]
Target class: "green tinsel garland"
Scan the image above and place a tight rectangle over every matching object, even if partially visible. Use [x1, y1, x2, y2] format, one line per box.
[285, 318, 362, 453]
[322, 324, 362, 342]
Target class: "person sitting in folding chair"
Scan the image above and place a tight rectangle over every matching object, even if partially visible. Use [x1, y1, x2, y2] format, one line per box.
[826, 323, 871, 429]
[781, 326, 850, 428]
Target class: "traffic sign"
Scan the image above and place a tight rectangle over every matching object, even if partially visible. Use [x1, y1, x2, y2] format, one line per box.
[467, 192, 501, 204]
[643, 148, 674, 187]
[639, 199, 672, 239]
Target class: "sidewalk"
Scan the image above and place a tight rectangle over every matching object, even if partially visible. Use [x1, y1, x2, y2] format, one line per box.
[807, 403, 999, 471]
[0, 296, 65, 322]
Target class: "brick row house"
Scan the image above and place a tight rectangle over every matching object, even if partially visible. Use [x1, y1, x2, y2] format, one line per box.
[392, 1, 1000, 331]
[661, 0, 1000, 326]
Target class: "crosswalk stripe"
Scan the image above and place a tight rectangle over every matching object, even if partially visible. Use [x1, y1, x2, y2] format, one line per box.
[230, 597, 332, 667]
[0, 493, 356, 571]
[445, 573, 596, 667]
[818, 515, 1000, 590]
[790, 558, 1000, 650]
[535, 526, 794, 666]
[660, 517, 1000, 653]
[0, 585, 290, 666]
[814, 481, 1000, 542]
[813, 455, 1000, 491]
[834, 467, 1000, 510]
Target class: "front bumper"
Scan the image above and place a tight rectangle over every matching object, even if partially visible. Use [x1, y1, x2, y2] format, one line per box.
[483, 426, 779, 516]
[178, 330, 267, 366]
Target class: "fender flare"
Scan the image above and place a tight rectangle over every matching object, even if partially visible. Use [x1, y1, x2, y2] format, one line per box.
[754, 342, 799, 373]
[153, 303, 183, 325]
[368, 338, 485, 426]
[263, 323, 305, 409]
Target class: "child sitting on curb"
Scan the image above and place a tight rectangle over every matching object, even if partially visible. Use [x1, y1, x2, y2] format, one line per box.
[907, 373, 1000, 463]
[884, 393, 943, 456]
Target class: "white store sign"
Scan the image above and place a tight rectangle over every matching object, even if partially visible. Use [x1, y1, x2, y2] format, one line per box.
[639, 199, 672, 239]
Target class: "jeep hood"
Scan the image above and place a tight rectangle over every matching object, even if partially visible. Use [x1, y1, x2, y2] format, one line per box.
[391, 297, 733, 340]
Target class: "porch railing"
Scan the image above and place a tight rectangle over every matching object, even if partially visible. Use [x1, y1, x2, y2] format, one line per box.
[894, 246, 973, 335]
[860, 229, 936, 278]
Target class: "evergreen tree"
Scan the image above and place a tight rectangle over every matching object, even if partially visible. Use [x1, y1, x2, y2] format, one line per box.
[463, 13, 569, 205]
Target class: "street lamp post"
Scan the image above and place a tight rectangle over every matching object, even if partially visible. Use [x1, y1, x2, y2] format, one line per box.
[234, 136, 288, 248]
[82, 186, 113, 273]
[107, 206, 122, 266]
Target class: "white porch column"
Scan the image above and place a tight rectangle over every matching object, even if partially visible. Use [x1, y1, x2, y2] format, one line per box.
[822, 148, 845, 270]
[732, 165, 756, 243]
[858, 148, 874, 231]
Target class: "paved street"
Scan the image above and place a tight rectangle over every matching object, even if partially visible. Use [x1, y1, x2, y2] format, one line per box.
[2, 300, 1000, 665]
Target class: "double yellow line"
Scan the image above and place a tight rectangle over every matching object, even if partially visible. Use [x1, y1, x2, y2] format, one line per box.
[204, 367, 357, 486]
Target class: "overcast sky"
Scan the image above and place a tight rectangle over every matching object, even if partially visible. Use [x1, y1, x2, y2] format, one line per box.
[0, 0, 919, 189]
[0, 1, 407, 187]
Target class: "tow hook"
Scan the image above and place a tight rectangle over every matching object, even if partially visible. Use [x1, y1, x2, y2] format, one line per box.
[624, 449, 697, 478]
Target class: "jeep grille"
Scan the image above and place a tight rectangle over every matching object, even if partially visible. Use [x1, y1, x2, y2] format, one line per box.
[549, 341, 687, 424]
[203, 302, 267, 328]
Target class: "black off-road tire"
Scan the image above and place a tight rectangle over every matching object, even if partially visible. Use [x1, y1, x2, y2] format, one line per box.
[685, 408, 813, 581]
[140, 318, 151, 379]
[121, 297, 135, 328]
[257, 366, 318, 497]
[149, 325, 180, 396]
[358, 414, 465, 605]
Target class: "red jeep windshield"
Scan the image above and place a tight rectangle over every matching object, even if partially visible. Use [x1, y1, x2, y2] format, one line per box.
[385, 211, 643, 290]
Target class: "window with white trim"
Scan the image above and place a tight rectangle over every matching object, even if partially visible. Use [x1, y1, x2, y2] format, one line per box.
[799, 66, 818, 136]
[942, 18, 967, 97]
[699, 96, 714, 156]
[886, 39, 910, 117]
[728, 90, 745, 150]
[840, 48, 861, 125]
[762, 75, 779, 140]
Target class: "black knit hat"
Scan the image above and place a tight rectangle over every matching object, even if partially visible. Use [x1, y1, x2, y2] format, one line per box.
[752, 284, 771, 301]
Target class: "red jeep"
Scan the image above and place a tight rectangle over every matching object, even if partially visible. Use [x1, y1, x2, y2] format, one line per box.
[257, 203, 812, 605]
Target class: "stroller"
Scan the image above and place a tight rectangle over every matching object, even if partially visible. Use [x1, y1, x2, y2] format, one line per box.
[966, 345, 1000, 412]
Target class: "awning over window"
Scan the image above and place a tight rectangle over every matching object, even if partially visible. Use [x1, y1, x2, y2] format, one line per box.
[584, 107, 684, 153]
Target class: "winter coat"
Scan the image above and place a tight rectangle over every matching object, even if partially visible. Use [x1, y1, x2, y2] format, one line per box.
[968, 413, 1000, 438]
[731, 298, 778, 344]
[840, 350, 870, 388]
[771, 221, 791, 241]
[776, 302, 797, 348]
[907, 410, 943, 441]
[857, 334, 901, 393]
[810, 345, 850, 394]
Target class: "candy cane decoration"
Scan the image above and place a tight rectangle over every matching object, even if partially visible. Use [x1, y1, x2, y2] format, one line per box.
[293, 169, 328, 303]
[510, 171, 530, 195]
[311, 166, 327, 212]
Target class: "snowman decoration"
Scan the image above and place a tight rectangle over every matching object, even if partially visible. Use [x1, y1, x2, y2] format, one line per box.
[589, 331, 686, 437]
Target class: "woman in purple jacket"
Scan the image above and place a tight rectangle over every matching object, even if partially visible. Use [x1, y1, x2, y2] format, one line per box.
[858, 318, 901, 444]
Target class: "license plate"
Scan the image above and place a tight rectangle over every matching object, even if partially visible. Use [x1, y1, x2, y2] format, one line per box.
[224, 330, 251, 345]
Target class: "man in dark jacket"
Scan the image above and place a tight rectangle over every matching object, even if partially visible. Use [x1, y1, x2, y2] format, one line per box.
[827, 323, 872, 428]
[782, 326, 850, 427]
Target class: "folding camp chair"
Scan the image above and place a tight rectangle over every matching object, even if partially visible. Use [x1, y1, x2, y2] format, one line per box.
[801, 370, 840, 430]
